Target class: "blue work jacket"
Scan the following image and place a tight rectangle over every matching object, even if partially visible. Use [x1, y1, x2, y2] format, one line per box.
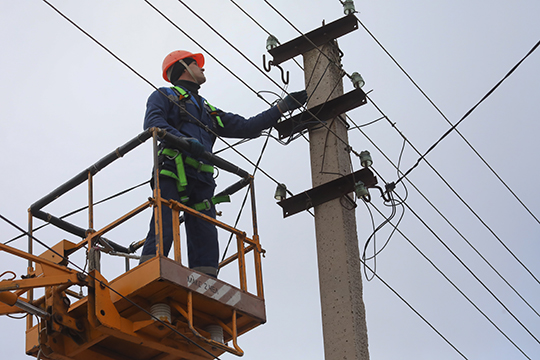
[143, 84, 282, 185]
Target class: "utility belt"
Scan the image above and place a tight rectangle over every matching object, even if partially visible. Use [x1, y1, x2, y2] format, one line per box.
[158, 147, 230, 211]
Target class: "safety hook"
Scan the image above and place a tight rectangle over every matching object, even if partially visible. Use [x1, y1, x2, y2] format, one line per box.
[262, 54, 290, 85]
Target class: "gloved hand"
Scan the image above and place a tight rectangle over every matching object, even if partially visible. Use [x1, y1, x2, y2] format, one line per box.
[186, 138, 205, 158]
[277, 90, 307, 113]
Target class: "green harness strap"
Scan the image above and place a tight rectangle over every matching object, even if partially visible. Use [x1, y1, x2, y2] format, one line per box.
[159, 148, 188, 193]
[191, 194, 231, 211]
[158, 148, 230, 210]
[204, 100, 224, 128]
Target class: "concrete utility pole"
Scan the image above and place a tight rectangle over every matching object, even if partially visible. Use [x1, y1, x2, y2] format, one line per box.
[303, 41, 370, 360]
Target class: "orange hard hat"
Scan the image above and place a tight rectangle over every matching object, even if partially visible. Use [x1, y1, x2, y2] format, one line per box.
[162, 50, 205, 82]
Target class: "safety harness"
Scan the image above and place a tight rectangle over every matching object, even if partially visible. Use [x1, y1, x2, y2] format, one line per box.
[168, 86, 224, 129]
[158, 87, 230, 211]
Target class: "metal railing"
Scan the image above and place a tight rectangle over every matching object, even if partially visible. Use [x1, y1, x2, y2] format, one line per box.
[25, 127, 265, 317]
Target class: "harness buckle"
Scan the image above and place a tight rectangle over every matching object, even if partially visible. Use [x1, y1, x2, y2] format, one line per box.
[165, 149, 180, 160]
[202, 199, 211, 210]
[197, 161, 204, 172]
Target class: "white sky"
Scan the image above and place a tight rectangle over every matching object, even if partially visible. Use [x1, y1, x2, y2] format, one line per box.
[1, 1, 540, 359]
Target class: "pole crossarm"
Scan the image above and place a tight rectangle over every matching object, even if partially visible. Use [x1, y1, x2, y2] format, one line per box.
[278, 168, 377, 217]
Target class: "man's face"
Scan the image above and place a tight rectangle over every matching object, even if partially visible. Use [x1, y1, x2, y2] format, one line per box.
[187, 60, 206, 85]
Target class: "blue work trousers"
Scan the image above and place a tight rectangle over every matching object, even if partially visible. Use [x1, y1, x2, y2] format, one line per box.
[142, 175, 219, 271]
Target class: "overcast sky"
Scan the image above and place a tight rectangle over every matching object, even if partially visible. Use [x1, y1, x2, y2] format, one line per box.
[1, 1, 540, 359]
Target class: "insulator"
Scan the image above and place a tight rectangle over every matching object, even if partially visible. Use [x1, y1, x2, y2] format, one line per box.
[151, 303, 171, 323]
[205, 325, 224, 343]
[274, 183, 287, 201]
[359, 150, 373, 168]
[266, 35, 279, 51]
[355, 181, 369, 197]
[343, 0, 355, 15]
[351, 72, 365, 89]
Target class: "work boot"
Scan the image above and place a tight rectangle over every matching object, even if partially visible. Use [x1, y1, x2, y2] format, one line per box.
[192, 266, 218, 278]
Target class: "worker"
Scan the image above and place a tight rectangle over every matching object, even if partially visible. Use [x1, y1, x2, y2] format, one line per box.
[140, 50, 307, 277]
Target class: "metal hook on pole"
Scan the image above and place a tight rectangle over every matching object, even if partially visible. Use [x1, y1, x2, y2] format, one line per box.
[262, 54, 289, 85]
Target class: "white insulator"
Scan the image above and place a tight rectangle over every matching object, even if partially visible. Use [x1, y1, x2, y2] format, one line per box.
[151, 303, 171, 323]
[206, 325, 224, 343]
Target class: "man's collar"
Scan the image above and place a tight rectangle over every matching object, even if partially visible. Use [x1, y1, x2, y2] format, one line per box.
[172, 80, 200, 94]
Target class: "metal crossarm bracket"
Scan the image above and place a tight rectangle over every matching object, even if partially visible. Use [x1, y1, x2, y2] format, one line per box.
[274, 87, 367, 139]
[267, 14, 358, 65]
[277, 168, 377, 218]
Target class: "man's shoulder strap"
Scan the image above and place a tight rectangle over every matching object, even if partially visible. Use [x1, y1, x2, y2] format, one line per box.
[168, 86, 191, 103]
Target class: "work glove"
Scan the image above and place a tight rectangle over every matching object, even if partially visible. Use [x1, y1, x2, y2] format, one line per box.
[185, 138, 205, 158]
[277, 90, 307, 113]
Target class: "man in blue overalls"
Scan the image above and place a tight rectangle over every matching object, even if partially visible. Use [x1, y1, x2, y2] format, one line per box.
[140, 50, 307, 277]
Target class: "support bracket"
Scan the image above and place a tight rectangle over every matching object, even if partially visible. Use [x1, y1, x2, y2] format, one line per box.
[277, 168, 377, 218]
[267, 14, 358, 65]
[274, 87, 367, 139]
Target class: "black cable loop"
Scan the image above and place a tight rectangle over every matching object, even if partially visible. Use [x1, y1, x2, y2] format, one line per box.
[365, 93, 540, 286]
[348, 116, 540, 318]
[356, 15, 540, 227]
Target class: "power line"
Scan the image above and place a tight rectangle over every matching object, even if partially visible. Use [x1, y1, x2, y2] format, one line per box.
[394, 38, 540, 185]
[392, 192, 540, 346]
[355, 16, 540, 227]
[367, 202, 533, 359]
[359, 257, 469, 359]
[343, 110, 540, 318]
[228, 0, 304, 71]
[366, 94, 540, 286]
[42, 0, 302, 207]
[4, 180, 150, 246]
[257, 0, 540, 291]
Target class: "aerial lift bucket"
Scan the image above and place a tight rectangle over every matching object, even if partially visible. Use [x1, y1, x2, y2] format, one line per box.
[0, 128, 266, 360]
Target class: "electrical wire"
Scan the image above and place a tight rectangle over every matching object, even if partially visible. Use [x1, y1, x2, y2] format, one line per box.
[216, 0, 536, 324]
[358, 257, 469, 359]
[228, 0, 304, 71]
[361, 191, 405, 281]
[396, 37, 540, 186]
[220, 130, 272, 267]
[255, 0, 540, 301]
[366, 94, 540, 286]
[351, 119, 540, 318]
[391, 192, 540, 346]
[355, 15, 540, 227]
[4, 180, 150, 246]
[0, 213, 223, 360]
[42, 0, 301, 212]
[365, 203, 532, 359]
